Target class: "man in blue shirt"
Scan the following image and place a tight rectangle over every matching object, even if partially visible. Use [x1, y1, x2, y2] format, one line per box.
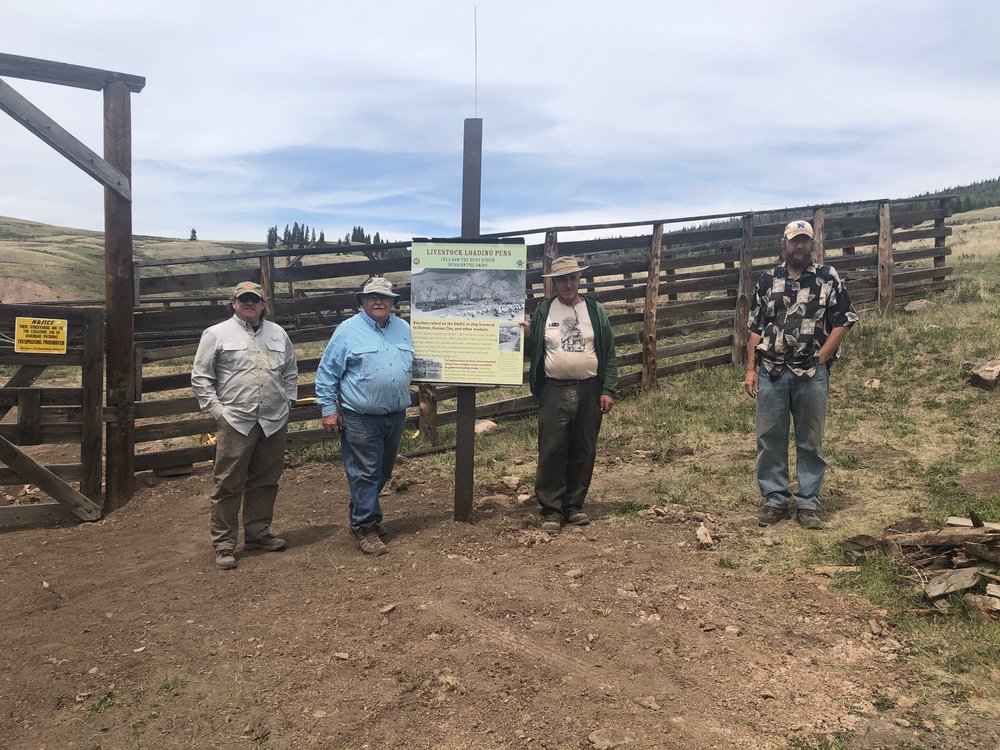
[315, 277, 414, 555]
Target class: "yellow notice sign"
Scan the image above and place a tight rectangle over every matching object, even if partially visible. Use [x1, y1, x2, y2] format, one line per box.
[14, 317, 69, 354]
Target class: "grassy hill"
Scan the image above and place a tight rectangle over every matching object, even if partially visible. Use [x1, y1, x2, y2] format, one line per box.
[0, 215, 261, 302]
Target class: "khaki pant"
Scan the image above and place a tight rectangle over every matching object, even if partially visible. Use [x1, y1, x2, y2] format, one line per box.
[210, 420, 287, 551]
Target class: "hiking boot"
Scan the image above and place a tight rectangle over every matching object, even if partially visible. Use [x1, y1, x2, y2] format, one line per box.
[244, 534, 287, 552]
[356, 524, 388, 556]
[796, 509, 824, 530]
[756, 504, 792, 527]
[215, 549, 237, 570]
[567, 511, 591, 526]
[541, 518, 562, 535]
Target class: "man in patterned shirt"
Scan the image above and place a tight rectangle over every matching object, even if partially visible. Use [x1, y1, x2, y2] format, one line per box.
[743, 220, 859, 529]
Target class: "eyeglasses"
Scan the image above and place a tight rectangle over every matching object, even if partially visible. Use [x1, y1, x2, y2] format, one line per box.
[237, 294, 263, 303]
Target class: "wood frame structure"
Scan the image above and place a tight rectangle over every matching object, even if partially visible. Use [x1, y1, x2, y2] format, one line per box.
[0, 53, 145, 513]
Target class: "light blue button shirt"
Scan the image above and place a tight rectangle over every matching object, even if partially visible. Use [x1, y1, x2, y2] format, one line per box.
[315, 311, 413, 416]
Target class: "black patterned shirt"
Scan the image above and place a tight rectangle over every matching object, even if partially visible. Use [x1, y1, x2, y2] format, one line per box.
[749, 262, 859, 377]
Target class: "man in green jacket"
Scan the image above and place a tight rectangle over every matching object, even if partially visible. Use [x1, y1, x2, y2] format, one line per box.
[526, 256, 618, 535]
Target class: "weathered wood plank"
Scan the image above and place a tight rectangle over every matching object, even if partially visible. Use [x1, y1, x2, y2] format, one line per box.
[0, 435, 101, 520]
[0, 52, 145, 92]
[0, 502, 76, 528]
[0, 79, 131, 200]
[642, 223, 663, 390]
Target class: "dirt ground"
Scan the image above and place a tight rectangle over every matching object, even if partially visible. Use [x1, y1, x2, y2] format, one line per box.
[2, 450, 999, 750]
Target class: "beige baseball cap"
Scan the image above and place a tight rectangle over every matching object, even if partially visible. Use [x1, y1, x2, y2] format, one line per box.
[355, 276, 400, 304]
[783, 220, 814, 241]
[232, 281, 264, 299]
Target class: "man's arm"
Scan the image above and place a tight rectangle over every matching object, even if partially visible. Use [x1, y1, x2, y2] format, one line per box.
[743, 332, 762, 399]
[315, 334, 346, 433]
[817, 326, 850, 364]
[282, 331, 298, 406]
[191, 331, 224, 420]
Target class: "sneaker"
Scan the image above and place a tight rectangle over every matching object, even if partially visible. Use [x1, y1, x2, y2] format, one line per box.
[567, 511, 591, 526]
[244, 535, 287, 552]
[796, 510, 824, 530]
[215, 549, 237, 570]
[356, 524, 388, 556]
[541, 518, 562, 535]
[756, 505, 792, 527]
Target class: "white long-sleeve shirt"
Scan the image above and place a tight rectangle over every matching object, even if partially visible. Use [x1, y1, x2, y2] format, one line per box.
[191, 315, 298, 436]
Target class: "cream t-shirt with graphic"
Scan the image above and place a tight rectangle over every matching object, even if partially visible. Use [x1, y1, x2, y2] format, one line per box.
[543, 299, 598, 380]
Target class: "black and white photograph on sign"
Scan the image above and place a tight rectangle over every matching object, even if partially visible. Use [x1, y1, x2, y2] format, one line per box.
[498, 324, 521, 352]
[412, 356, 444, 380]
[411, 268, 523, 320]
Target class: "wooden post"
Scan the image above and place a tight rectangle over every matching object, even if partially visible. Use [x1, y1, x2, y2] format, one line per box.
[454, 117, 482, 523]
[641, 223, 663, 390]
[934, 197, 951, 282]
[102, 80, 135, 512]
[542, 231, 558, 299]
[16, 388, 41, 445]
[842, 211, 855, 256]
[733, 213, 754, 367]
[877, 200, 894, 316]
[80, 308, 105, 503]
[812, 208, 825, 264]
[419, 383, 438, 445]
[260, 254, 277, 320]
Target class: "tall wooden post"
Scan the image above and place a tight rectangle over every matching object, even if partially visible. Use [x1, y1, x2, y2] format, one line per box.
[933, 197, 951, 282]
[419, 384, 438, 444]
[454, 117, 482, 523]
[811, 208, 825, 264]
[877, 200, 894, 316]
[542, 231, 558, 298]
[641, 223, 663, 390]
[103, 81, 135, 511]
[259, 254, 277, 320]
[732, 213, 754, 367]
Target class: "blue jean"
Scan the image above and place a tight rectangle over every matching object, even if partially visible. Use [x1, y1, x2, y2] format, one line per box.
[756, 365, 829, 511]
[340, 410, 405, 531]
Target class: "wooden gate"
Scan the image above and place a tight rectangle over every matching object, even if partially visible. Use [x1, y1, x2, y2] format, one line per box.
[0, 304, 104, 527]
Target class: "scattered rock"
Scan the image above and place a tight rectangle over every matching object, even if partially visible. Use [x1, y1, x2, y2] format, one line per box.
[695, 523, 715, 548]
[724, 625, 742, 637]
[474, 419, 499, 435]
[966, 359, 1000, 390]
[635, 695, 660, 711]
[565, 569, 584, 579]
[903, 299, 937, 314]
[500, 475, 521, 490]
[864, 378, 881, 389]
[379, 603, 398, 615]
[588, 727, 629, 749]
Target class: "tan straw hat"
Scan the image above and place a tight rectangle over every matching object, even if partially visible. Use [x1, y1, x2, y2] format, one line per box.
[541, 256, 590, 278]
[355, 276, 400, 304]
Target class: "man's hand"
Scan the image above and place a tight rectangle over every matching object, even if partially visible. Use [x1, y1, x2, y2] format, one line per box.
[743, 369, 759, 399]
[600, 395, 615, 414]
[322, 413, 341, 433]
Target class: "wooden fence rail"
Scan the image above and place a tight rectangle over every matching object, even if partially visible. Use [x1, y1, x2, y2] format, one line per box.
[0, 197, 955, 494]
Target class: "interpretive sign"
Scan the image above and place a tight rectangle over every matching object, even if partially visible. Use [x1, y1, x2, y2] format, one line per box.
[14, 317, 68, 354]
[410, 239, 527, 386]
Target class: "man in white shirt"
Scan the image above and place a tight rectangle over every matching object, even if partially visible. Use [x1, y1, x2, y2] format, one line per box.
[192, 281, 298, 570]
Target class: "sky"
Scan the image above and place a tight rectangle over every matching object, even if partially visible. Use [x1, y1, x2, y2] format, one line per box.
[2, 0, 999, 244]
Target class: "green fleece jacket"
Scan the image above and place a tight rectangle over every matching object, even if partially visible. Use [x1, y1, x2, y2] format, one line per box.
[528, 296, 618, 399]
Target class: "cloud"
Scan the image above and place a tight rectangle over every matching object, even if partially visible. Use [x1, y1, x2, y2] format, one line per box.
[2, 0, 999, 242]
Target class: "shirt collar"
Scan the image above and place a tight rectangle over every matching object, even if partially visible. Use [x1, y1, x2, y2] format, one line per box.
[231, 314, 263, 332]
[360, 309, 393, 331]
[777, 262, 818, 279]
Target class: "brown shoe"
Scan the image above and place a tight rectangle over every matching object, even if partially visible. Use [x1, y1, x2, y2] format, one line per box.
[355, 523, 388, 556]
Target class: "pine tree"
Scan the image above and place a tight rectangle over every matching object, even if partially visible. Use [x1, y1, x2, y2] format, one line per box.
[189, 228, 197, 241]
[319, 230, 325, 243]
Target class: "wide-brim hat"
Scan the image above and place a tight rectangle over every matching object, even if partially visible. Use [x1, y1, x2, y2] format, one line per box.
[232, 281, 264, 299]
[783, 220, 814, 241]
[541, 256, 590, 278]
[355, 276, 400, 304]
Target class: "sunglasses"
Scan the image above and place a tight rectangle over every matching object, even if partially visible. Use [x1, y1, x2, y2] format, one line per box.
[237, 293, 263, 303]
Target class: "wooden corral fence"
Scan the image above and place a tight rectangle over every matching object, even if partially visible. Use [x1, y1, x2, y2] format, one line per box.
[123, 196, 952, 477]
[0, 304, 104, 526]
[0, 196, 955, 519]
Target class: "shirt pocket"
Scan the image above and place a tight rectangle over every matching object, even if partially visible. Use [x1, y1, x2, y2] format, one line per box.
[220, 341, 250, 371]
[350, 342, 381, 380]
[265, 337, 288, 369]
[394, 341, 414, 377]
